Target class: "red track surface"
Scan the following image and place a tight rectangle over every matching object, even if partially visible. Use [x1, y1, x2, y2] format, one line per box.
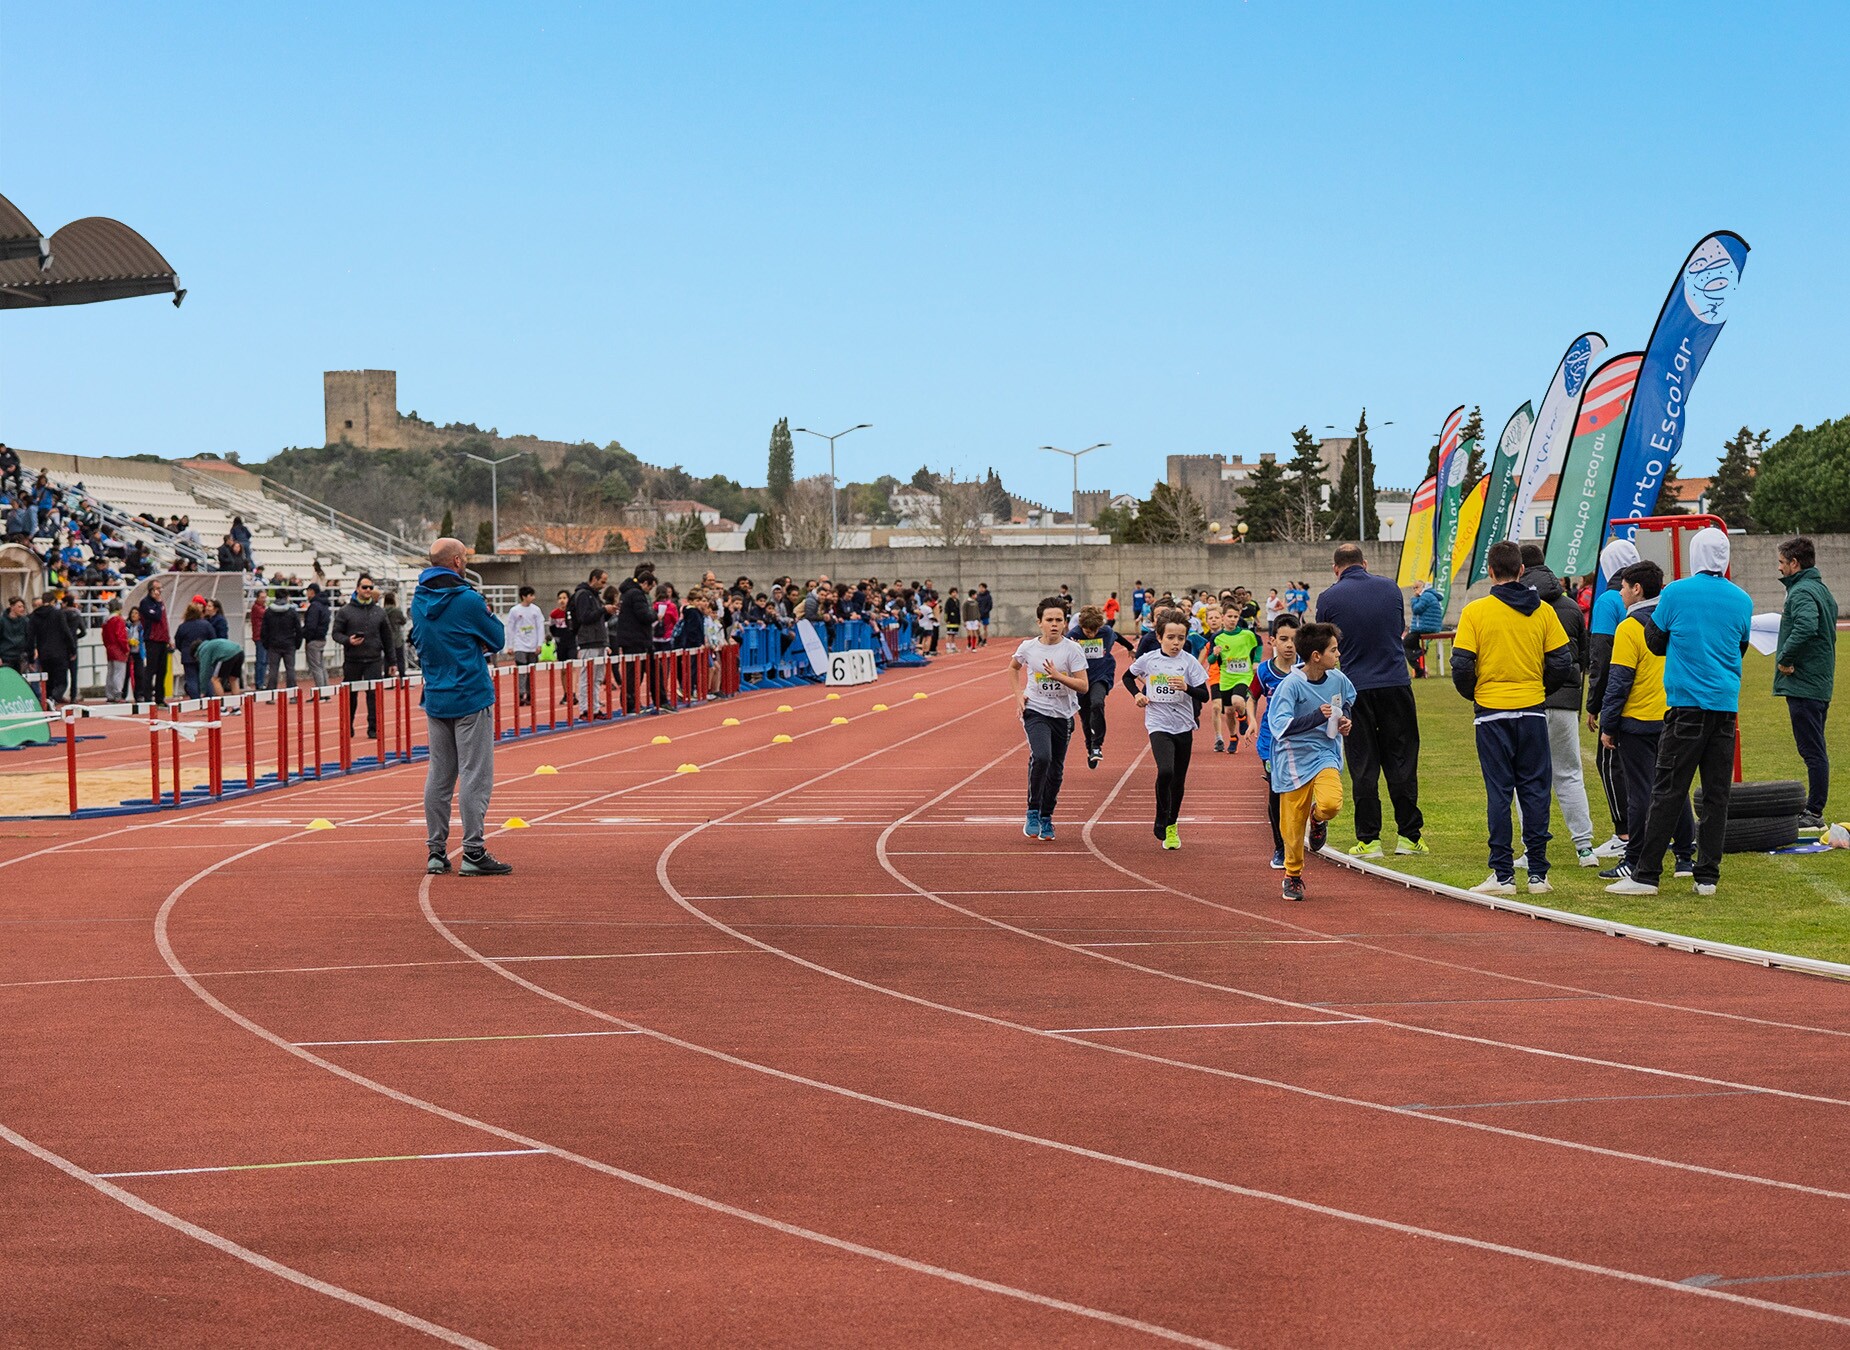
[5, 648, 1848, 1346]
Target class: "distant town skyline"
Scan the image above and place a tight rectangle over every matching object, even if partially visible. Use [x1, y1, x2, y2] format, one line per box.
[8, 2, 1847, 508]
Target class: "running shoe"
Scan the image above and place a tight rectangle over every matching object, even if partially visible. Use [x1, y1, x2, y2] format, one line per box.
[1576, 847, 1599, 868]
[1470, 875, 1516, 896]
[1087, 748, 1101, 770]
[1394, 837, 1428, 856]
[1526, 874, 1553, 895]
[1213, 738, 1224, 753]
[1605, 878, 1658, 895]
[1673, 856, 1694, 879]
[1694, 883, 1717, 897]
[1227, 737, 1239, 757]
[426, 851, 451, 875]
[1153, 821, 1165, 841]
[1282, 875, 1305, 902]
[1512, 854, 1528, 873]
[1598, 863, 1632, 881]
[1024, 809, 1041, 838]
[1163, 825, 1181, 850]
[459, 850, 513, 877]
[1309, 819, 1328, 853]
[1038, 818, 1056, 841]
[1799, 811, 1825, 831]
[1269, 848, 1285, 870]
[1347, 839, 1382, 859]
[1593, 834, 1627, 860]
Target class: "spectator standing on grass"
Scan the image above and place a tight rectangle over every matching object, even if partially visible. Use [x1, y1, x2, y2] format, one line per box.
[101, 599, 130, 701]
[1596, 561, 1694, 886]
[1012, 598, 1090, 841]
[1607, 527, 1753, 898]
[506, 585, 544, 707]
[413, 537, 510, 877]
[1451, 540, 1574, 897]
[1405, 579, 1443, 678]
[330, 576, 398, 740]
[1773, 537, 1837, 828]
[2, 596, 30, 673]
[262, 592, 302, 689]
[301, 583, 330, 688]
[1519, 543, 1598, 869]
[1315, 544, 1424, 858]
[1586, 539, 1641, 861]
[570, 568, 612, 716]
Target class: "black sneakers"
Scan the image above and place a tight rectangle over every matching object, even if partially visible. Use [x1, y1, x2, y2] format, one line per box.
[426, 852, 451, 875]
[1282, 875, 1305, 902]
[1308, 819, 1327, 853]
[459, 850, 513, 877]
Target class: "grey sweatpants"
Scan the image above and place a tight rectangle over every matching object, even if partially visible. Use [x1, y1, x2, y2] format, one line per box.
[1514, 706, 1596, 854]
[425, 708, 495, 855]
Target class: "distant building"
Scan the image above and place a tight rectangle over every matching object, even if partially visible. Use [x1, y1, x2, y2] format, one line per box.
[324, 370, 403, 449]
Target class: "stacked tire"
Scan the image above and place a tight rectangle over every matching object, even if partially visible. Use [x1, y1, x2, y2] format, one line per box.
[1691, 780, 1804, 853]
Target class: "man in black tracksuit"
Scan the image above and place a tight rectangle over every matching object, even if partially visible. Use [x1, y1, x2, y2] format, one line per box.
[330, 578, 399, 737]
[612, 562, 658, 709]
[28, 595, 78, 706]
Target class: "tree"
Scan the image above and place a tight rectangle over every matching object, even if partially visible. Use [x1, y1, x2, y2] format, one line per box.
[473, 519, 495, 555]
[982, 467, 1012, 521]
[1706, 426, 1764, 532]
[439, 507, 455, 538]
[1459, 406, 1487, 493]
[1327, 409, 1379, 542]
[1092, 501, 1137, 542]
[910, 464, 937, 491]
[1653, 462, 1688, 515]
[1751, 416, 1850, 534]
[601, 529, 632, 553]
[766, 418, 794, 506]
[1236, 456, 1291, 543]
[650, 510, 709, 553]
[917, 472, 988, 546]
[1280, 425, 1330, 543]
[779, 475, 837, 549]
[1131, 482, 1209, 545]
[744, 511, 780, 550]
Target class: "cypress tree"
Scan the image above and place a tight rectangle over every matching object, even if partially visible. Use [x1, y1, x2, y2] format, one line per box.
[1282, 425, 1330, 541]
[1706, 427, 1763, 531]
[766, 418, 794, 506]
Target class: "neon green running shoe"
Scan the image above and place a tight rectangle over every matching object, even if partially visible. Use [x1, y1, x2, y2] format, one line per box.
[1348, 839, 1384, 859]
[1162, 825, 1181, 850]
[1394, 837, 1429, 856]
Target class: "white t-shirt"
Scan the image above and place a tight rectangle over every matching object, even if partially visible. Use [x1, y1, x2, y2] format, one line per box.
[1013, 637, 1088, 717]
[506, 602, 545, 654]
[1128, 649, 1210, 736]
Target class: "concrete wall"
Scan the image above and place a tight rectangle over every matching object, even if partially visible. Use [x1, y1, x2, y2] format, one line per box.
[479, 534, 1850, 636]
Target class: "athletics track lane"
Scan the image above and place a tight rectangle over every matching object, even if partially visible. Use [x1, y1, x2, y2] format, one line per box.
[4, 649, 1848, 1344]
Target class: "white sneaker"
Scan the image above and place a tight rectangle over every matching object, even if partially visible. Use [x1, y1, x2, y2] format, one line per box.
[1606, 878, 1658, 896]
[1694, 883, 1717, 897]
[1576, 848, 1598, 868]
[1593, 835, 1627, 860]
[1527, 875, 1553, 895]
[1512, 854, 1528, 872]
[1471, 875, 1516, 896]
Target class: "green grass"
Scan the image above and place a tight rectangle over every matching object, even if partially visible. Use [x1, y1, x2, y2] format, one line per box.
[1341, 634, 1850, 964]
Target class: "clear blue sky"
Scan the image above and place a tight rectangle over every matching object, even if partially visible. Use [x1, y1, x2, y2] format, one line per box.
[8, 1, 1847, 505]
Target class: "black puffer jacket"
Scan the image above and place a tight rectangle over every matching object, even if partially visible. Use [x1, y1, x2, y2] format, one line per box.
[1523, 563, 1587, 712]
[612, 577, 655, 650]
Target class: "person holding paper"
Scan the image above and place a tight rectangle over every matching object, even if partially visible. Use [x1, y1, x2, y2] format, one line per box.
[1122, 608, 1211, 850]
[1772, 537, 1837, 828]
[1266, 622, 1354, 901]
[1451, 540, 1575, 897]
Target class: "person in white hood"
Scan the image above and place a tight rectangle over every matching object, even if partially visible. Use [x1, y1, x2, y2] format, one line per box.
[1584, 537, 1643, 857]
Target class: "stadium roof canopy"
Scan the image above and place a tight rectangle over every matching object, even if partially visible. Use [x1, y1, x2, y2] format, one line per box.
[0, 192, 50, 268]
[0, 215, 184, 309]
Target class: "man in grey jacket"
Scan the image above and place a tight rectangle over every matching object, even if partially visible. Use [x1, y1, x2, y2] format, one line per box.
[1520, 544, 1597, 867]
[330, 576, 399, 739]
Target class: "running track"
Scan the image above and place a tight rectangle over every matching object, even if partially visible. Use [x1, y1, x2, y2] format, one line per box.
[4, 649, 1847, 1346]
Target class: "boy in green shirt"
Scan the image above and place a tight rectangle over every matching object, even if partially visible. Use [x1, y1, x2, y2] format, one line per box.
[1210, 609, 1262, 754]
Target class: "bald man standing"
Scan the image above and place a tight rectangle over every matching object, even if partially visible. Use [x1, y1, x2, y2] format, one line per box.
[411, 538, 511, 876]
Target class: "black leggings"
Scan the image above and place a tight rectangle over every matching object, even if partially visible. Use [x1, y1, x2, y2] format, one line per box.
[1081, 679, 1111, 753]
[1022, 710, 1072, 818]
[1149, 729, 1194, 830]
[1266, 775, 1285, 854]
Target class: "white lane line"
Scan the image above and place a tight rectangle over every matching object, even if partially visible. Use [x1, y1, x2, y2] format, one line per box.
[1, 1119, 492, 1349]
[98, 1148, 548, 1178]
[1050, 1021, 1366, 1034]
[1073, 940, 1344, 948]
[295, 1031, 646, 1047]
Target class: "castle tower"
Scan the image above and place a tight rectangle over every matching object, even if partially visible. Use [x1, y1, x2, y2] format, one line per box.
[323, 369, 402, 448]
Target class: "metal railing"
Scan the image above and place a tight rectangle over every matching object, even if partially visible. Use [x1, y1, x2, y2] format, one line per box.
[171, 464, 415, 588]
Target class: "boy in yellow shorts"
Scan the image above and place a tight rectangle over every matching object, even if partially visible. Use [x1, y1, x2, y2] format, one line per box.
[1265, 622, 1355, 901]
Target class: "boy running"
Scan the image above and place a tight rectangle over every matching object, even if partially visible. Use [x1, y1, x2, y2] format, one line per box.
[1252, 613, 1299, 869]
[1266, 622, 1355, 900]
[1011, 598, 1090, 841]
[1210, 607, 1262, 754]
[1070, 604, 1137, 769]
[1123, 608, 1211, 849]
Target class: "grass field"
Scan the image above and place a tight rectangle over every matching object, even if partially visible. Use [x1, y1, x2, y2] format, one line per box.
[1339, 633, 1850, 964]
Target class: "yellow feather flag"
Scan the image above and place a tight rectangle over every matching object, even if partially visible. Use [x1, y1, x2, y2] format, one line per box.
[1451, 476, 1493, 582]
[1396, 475, 1438, 587]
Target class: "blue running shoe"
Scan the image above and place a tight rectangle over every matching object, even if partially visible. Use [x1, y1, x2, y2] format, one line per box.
[1024, 809, 1041, 838]
[1038, 817, 1056, 840]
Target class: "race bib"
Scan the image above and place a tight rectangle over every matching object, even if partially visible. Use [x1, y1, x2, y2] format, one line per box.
[1034, 670, 1065, 691]
[1146, 672, 1186, 701]
[1078, 637, 1104, 658]
[1226, 658, 1251, 676]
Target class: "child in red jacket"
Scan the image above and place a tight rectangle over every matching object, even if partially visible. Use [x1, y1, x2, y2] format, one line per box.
[101, 598, 131, 701]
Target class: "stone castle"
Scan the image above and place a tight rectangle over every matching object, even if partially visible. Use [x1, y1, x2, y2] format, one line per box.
[322, 369, 580, 464]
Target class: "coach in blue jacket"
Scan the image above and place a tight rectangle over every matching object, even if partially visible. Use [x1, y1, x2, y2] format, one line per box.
[411, 537, 511, 877]
[1316, 543, 1424, 856]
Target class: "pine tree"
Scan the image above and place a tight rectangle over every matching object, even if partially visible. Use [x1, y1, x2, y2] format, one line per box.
[1132, 483, 1208, 545]
[1706, 426, 1763, 532]
[473, 519, 494, 555]
[1328, 409, 1379, 542]
[745, 510, 780, 550]
[1459, 406, 1487, 492]
[1653, 462, 1688, 515]
[1281, 425, 1330, 542]
[439, 507, 455, 538]
[1236, 456, 1291, 543]
[982, 467, 1012, 520]
[766, 418, 794, 506]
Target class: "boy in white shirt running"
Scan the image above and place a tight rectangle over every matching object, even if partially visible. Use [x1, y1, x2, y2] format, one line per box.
[1011, 597, 1091, 841]
[1123, 608, 1211, 849]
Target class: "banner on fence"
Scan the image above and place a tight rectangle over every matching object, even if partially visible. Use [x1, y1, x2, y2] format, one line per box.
[1543, 350, 1644, 581]
[0, 667, 49, 748]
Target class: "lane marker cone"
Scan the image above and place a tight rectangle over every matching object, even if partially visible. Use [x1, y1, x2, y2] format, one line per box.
[676, 763, 700, 773]
[825, 692, 842, 700]
[503, 817, 530, 829]
[306, 818, 335, 831]
[651, 735, 672, 745]
[772, 734, 793, 744]
[721, 717, 740, 726]
[912, 692, 929, 700]
[871, 703, 889, 712]
[777, 704, 794, 713]
[830, 716, 849, 725]
[533, 765, 558, 775]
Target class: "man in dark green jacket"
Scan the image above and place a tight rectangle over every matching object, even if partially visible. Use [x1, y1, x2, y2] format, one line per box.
[1774, 537, 1838, 826]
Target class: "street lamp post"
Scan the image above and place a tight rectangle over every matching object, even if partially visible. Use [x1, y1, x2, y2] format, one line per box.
[793, 423, 872, 549]
[463, 450, 524, 554]
[1038, 442, 1110, 546]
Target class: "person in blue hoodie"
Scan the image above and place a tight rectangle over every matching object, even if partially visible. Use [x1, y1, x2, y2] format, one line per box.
[411, 537, 510, 877]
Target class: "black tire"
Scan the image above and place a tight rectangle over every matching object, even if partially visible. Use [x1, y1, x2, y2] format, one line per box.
[1721, 813, 1800, 854]
[1694, 779, 1806, 819]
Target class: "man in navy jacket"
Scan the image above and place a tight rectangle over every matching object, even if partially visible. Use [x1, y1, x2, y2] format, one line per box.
[1315, 544, 1424, 856]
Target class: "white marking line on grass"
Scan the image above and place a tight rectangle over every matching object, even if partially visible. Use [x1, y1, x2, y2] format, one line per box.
[1050, 1020, 1365, 1034]
[98, 1148, 547, 1178]
[295, 1030, 645, 1047]
[0, 1120, 493, 1349]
